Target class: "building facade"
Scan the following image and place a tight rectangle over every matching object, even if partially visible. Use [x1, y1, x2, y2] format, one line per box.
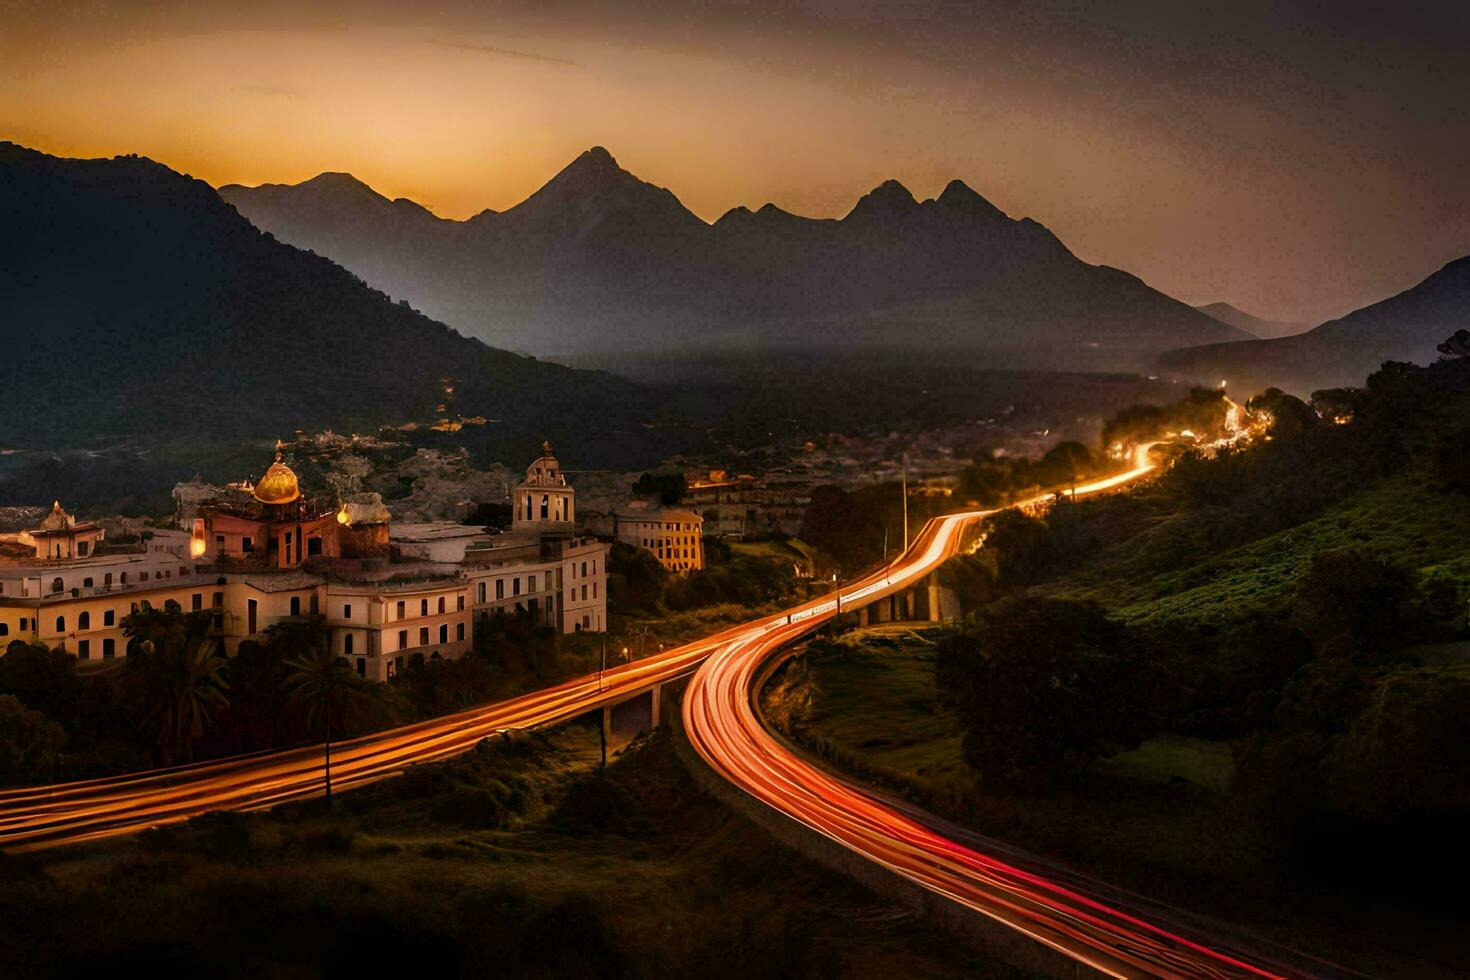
[1, 443, 608, 681]
[614, 506, 704, 572]
[464, 445, 609, 633]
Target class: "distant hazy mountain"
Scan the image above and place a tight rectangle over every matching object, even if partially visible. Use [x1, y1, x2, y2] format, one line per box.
[1193, 302, 1309, 340]
[0, 142, 652, 464]
[1161, 256, 1470, 395]
[221, 147, 1247, 368]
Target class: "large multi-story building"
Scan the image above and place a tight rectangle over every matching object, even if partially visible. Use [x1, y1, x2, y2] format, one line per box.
[614, 505, 704, 572]
[0, 443, 608, 681]
[683, 471, 813, 538]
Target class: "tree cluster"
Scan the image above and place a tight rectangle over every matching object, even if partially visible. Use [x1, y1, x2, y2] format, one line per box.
[606, 540, 799, 616]
[0, 604, 574, 785]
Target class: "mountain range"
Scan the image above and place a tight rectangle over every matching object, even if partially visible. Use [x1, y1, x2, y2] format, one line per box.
[1191, 302, 1308, 340]
[220, 147, 1248, 367]
[0, 142, 662, 468]
[1162, 256, 1470, 395]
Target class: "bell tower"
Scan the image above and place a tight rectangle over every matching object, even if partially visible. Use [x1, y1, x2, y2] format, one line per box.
[514, 441, 575, 533]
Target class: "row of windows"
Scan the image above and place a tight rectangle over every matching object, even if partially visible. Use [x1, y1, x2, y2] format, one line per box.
[476, 571, 556, 604]
[48, 592, 223, 634]
[570, 559, 599, 579]
[46, 565, 193, 594]
[392, 622, 466, 651]
[389, 595, 466, 620]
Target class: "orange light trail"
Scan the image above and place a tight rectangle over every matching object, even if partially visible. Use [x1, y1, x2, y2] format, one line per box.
[0, 446, 1295, 975]
[681, 447, 1297, 978]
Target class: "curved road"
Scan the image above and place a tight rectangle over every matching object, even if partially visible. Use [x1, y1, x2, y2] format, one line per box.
[681, 467, 1296, 977]
[0, 448, 1292, 975]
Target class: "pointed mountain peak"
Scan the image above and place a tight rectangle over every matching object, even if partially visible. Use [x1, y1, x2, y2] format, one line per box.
[563, 145, 621, 179]
[506, 145, 704, 233]
[524, 146, 634, 207]
[300, 171, 375, 192]
[870, 179, 916, 204]
[846, 179, 918, 222]
[935, 178, 1006, 218]
[715, 205, 754, 223]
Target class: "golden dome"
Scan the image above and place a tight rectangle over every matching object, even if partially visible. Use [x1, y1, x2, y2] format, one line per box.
[252, 446, 301, 505]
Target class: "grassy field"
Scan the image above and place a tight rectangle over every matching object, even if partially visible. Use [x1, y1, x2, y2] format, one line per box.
[1045, 470, 1470, 627]
[763, 626, 1466, 978]
[729, 537, 819, 568]
[0, 722, 994, 979]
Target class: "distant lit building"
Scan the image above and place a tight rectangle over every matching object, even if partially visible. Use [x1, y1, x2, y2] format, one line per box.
[615, 505, 704, 572]
[18, 502, 105, 561]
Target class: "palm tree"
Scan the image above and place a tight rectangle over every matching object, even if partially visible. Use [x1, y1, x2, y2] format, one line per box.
[283, 640, 384, 804]
[122, 630, 229, 764]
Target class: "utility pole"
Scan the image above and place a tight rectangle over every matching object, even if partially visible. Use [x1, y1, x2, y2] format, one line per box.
[901, 452, 909, 549]
[598, 632, 607, 773]
[323, 697, 333, 807]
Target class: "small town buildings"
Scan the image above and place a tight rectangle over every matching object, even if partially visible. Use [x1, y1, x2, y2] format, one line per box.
[1, 442, 609, 681]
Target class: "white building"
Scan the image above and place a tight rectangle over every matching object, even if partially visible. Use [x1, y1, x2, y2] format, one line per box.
[464, 445, 608, 633]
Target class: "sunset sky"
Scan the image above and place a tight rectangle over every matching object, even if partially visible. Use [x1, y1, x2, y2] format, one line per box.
[4, 0, 1468, 324]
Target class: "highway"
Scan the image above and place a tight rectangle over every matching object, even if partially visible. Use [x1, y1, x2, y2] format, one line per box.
[0, 444, 1293, 976]
[681, 479, 1294, 978]
[0, 457, 1147, 858]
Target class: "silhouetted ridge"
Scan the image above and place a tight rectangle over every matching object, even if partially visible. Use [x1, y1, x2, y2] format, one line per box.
[220, 145, 1249, 363]
[936, 178, 1006, 220]
[846, 179, 919, 221]
[0, 143, 650, 463]
[1161, 254, 1470, 393]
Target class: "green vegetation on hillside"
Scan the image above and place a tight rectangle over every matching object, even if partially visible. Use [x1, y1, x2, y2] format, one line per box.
[766, 627, 1465, 976]
[766, 357, 1470, 973]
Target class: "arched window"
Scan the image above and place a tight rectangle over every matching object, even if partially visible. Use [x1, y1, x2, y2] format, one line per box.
[50, 577, 63, 594]
[78, 611, 90, 630]
[83, 577, 94, 588]
[437, 596, 445, 614]
[104, 573, 113, 587]
[55, 615, 65, 633]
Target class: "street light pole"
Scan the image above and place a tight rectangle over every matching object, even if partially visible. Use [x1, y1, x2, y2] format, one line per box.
[323, 697, 333, 807]
[901, 452, 909, 550]
[598, 632, 607, 773]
